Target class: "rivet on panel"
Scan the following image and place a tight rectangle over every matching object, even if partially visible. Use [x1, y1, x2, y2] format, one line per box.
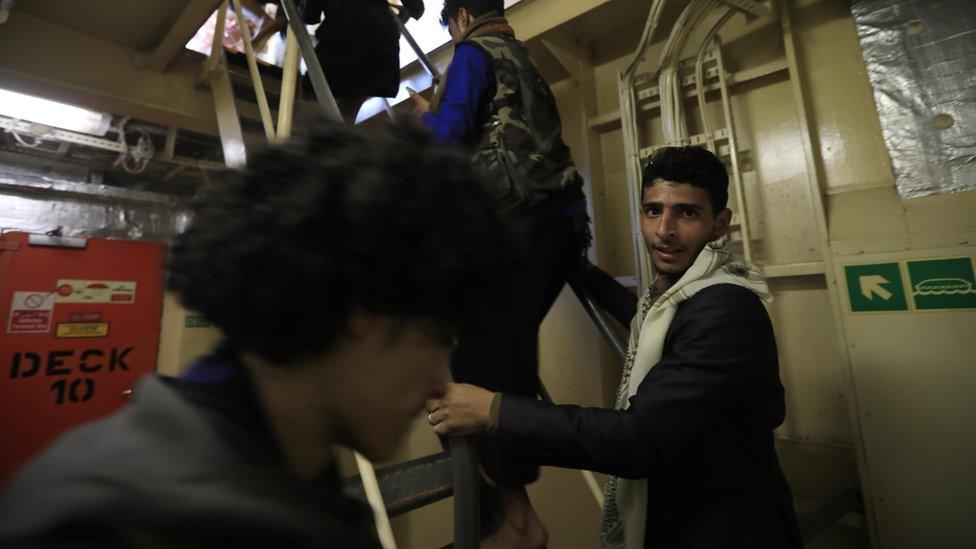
[905, 19, 925, 36]
[933, 113, 954, 129]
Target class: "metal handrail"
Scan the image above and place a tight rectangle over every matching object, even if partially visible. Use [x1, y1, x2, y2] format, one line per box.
[568, 276, 629, 362]
[799, 487, 864, 542]
[392, 13, 440, 79]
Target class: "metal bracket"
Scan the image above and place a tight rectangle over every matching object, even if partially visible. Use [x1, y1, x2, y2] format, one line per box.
[0, 117, 127, 153]
[720, 0, 770, 19]
[27, 234, 88, 249]
[163, 127, 177, 160]
[197, 54, 225, 87]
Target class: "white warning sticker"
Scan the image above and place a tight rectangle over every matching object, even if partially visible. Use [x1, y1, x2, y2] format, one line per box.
[7, 291, 56, 333]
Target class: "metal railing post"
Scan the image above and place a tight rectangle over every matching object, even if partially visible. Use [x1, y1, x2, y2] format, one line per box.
[230, 0, 276, 141]
[354, 451, 399, 549]
[276, 28, 300, 141]
[450, 436, 481, 549]
[202, 1, 247, 168]
[278, 0, 342, 122]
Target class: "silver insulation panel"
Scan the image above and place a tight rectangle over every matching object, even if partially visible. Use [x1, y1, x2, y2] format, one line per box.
[851, 0, 976, 199]
[0, 166, 191, 242]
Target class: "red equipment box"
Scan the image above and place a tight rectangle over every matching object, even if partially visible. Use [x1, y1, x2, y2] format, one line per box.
[0, 232, 165, 488]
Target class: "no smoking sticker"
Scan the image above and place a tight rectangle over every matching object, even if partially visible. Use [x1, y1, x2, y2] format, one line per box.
[7, 292, 56, 333]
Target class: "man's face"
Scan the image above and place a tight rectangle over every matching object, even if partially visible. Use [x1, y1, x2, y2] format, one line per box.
[448, 17, 462, 40]
[447, 8, 471, 41]
[640, 179, 731, 279]
[328, 315, 451, 461]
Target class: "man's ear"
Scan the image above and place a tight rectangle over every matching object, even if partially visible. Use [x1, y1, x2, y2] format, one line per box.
[712, 207, 733, 241]
[458, 7, 470, 27]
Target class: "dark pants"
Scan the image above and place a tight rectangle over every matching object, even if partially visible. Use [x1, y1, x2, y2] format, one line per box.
[450, 213, 590, 485]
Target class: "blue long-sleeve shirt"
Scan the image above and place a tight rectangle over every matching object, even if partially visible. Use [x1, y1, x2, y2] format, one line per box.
[422, 43, 492, 146]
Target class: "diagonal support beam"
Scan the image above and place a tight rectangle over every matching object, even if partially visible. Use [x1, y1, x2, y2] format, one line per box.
[141, 0, 224, 72]
[203, 3, 247, 168]
[541, 32, 586, 84]
[231, 0, 276, 141]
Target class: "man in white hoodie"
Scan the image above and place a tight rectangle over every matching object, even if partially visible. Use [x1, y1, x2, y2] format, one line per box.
[426, 146, 801, 549]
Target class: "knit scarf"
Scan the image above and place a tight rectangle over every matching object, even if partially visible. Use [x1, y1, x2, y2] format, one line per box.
[428, 12, 515, 113]
[600, 238, 771, 549]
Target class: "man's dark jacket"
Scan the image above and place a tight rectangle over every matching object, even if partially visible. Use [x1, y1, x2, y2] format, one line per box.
[497, 284, 802, 548]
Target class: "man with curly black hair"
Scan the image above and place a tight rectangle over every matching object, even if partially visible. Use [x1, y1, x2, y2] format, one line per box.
[0, 118, 520, 547]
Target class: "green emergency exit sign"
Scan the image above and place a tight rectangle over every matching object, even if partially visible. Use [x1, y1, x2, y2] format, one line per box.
[185, 314, 213, 328]
[906, 257, 976, 310]
[844, 262, 908, 312]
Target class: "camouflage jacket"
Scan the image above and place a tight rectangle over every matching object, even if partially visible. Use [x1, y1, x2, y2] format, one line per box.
[463, 33, 585, 218]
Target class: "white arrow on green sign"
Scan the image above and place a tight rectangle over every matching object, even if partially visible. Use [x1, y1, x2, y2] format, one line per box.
[859, 275, 892, 301]
[844, 262, 908, 312]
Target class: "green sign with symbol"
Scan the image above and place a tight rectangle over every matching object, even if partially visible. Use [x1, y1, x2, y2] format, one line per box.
[844, 262, 908, 312]
[906, 257, 976, 310]
[185, 314, 213, 328]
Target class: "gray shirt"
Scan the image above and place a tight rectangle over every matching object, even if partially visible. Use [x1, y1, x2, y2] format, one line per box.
[0, 373, 380, 547]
